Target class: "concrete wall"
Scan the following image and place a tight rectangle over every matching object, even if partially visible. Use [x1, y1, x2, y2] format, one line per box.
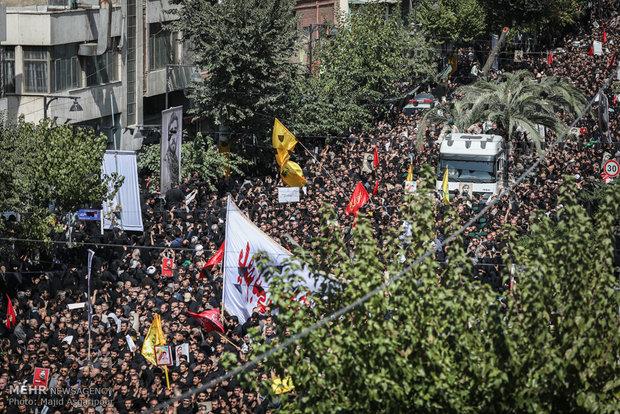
[145, 0, 178, 24]
[4, 6, 122, 45]
[10, 81, 123, 124]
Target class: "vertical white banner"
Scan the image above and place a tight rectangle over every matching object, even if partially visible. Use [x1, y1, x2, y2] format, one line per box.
[161, 106, 183, 193]
[222, 197, 319, 323]
[102, 151, 144, 231]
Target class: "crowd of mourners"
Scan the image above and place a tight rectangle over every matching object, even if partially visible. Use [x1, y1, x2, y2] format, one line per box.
[0, 2, 619, 413]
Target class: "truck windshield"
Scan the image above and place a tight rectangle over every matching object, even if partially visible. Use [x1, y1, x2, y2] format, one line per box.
[439, 158, 495, 181]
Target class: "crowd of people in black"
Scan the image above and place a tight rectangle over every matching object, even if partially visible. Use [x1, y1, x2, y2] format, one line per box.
[0, 3, 618, 413]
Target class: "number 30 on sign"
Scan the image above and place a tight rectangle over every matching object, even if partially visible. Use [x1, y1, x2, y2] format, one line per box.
[604, 160, 619, 178]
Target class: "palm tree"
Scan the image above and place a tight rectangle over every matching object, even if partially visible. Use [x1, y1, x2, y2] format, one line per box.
[419, 71, 588, 152]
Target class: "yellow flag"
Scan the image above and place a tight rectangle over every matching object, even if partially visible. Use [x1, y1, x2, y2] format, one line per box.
[271, 377, 294, 395]
[275, 148, 290, 167]
[141, 314, 166, 366]
[218, 142, 231, 178]
[442, 166, 450, 205]
[272, 119, 298, 151]
[449, 53, 458, 77]
[280, 160, 306, 187]
[406, 160, 413, 181]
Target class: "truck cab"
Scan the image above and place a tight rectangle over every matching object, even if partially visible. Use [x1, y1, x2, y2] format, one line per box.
[436, 133, 507, 201]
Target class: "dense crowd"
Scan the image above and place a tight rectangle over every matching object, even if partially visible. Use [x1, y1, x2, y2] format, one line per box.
[1, 4, 619, 413]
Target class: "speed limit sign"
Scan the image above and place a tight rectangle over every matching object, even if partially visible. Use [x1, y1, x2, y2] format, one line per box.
[604, 160, 619, 178]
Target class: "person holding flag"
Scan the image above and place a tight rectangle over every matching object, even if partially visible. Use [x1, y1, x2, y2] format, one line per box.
[273, 119, 298, 167]
[272, 118, 306, 187]
[141, 313, 171, 389]
[5, 295, 16, 330]
[345, 182, 370, 217]
[442, 166, 450, 205]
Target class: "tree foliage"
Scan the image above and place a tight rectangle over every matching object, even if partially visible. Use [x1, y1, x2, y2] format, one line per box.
[171, 0, 298, 138]
[479, 0, 585, 35]
[416, 0, 487, 45]
[0, 118, 122, 250]
[288, 3, 437, 137]
[419, 71, 588, 151]
[230, 166, 619, 412]
[137, 132, 248, 191]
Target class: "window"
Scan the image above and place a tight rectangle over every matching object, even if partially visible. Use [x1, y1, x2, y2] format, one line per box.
[3, 47, 15, 93]
[50, 44, 81, 92]
[24, 47, 48, 93]
[439, 158, 496, 182]
[84, 39, 119, 86]
[149, 23, 176, 70]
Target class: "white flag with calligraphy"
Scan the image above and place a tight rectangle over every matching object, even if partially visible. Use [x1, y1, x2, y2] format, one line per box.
[222, 196, 317, 323]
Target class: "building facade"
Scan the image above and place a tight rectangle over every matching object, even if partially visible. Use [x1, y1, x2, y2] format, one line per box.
[0, 0, 193, 150]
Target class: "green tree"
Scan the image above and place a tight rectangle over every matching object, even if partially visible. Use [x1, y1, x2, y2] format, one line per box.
[0, 118, 122, 251]
[416, 0, 487, 45]
[479, 0, 585, 35]
[229, 168, 619, 412]
[171, 0, 298, 138]
[289, 3, 436, 137]
[419, 71, 588, 151]
[137, 132, 247, 191]
[500, 179, 620, 411]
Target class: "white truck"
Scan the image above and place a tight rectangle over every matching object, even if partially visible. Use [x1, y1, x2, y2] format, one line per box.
[436, 133, 507, 201]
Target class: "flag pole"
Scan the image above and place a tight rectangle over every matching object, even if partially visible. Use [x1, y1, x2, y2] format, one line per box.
[164, 365, 171, 390]
[221, 195, 231, 322]
[87, 250, 95, 367]
[216, 331, 241, 352]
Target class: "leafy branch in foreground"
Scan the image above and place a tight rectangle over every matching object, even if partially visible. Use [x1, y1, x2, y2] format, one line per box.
[226, 168, 619, 412]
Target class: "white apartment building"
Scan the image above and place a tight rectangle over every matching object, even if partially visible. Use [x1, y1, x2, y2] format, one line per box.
[0, 0, 196, 150]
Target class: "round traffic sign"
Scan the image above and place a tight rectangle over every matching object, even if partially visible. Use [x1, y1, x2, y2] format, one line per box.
[603, 160, 619, 178]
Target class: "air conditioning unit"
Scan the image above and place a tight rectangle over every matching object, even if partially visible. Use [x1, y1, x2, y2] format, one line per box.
[78, 43, 98, 57]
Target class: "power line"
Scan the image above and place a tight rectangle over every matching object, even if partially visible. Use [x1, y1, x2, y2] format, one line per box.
[146, 58, 620, 414]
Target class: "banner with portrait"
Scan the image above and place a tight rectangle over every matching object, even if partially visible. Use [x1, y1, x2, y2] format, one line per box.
[102, 151, 144, 231]
[160, 106, 183, 193]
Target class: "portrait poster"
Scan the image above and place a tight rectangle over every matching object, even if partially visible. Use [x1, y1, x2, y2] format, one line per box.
[175, 343, 190, 366]
[404, 180, 417, 194]
[155, 345, 173, 366]
[459, 183, 474, 200]
[33, 367, 50, 388]
[160, 106, 183, 193]
[162, 258, 174, 277]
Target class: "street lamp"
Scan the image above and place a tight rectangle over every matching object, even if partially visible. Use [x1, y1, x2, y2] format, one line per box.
[43, 96, 83, 119]
[165, 64, 202, 109]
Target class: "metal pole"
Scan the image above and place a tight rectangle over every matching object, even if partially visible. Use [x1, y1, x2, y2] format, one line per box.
[110, 91, 116, 149]
[43, 96, 48, 120]
[165, 65, 169, 109]
[308, 24, 313, 73]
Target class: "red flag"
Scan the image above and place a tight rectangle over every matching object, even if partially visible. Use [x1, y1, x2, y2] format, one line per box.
[186, 309, 225, 333]
[547, 50, 553, 66]
[6, 295, 16, 330]
[614, 94, 618, 105]
[206, 241, 224, 268]
[373, 144, 379, 168]
[602, 24, 607, 43]
[608, 52, 617, 68]
[345, 182, 370, 217]
[588, 46, 594, 55]
[373, 179, 379, 195]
